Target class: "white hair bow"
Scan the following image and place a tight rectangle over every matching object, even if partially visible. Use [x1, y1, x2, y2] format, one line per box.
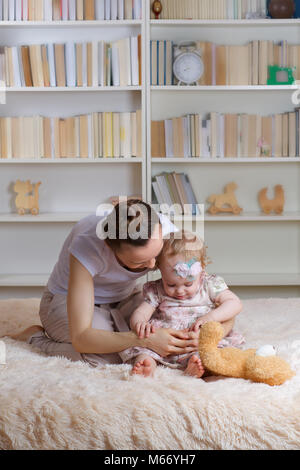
[173, 258, 202, 280]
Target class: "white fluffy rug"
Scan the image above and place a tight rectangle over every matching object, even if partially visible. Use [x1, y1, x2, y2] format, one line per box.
[0, 297, 300, 450]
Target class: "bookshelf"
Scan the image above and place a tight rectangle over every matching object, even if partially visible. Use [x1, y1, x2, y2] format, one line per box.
[146, 0, 300, 298]
[1, 0, 300, 299]
[0, 3, 146, 298]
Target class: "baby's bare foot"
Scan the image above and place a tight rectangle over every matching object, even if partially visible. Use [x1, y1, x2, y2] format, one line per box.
[184, 355, 205, 378]
[131, 356, 157, 377]
[9, 325, 44, 342]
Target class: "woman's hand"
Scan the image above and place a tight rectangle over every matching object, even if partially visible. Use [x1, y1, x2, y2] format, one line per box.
[141, 328, 199, 357]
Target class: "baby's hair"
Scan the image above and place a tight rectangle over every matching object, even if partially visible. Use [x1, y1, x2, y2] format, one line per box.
[156, 230, 210, 269]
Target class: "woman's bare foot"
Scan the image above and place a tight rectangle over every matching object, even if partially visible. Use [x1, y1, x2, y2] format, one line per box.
[9, 325, 44, 342]
[184, 355, 205, 378]
[131, 355, 157, 377]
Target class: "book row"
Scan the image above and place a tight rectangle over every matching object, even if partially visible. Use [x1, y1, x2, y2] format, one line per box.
[151, 110, 300, 158]
[0, 36, 141, 87]
[150, 0, 268, 20]
[152, 172, 200, 216]
[0, 0, 142, 21]
[0, 110, 142, 159]
[150, 39, 300, 86]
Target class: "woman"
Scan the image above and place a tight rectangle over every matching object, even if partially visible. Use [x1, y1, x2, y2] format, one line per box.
[12, 199, 200, 367]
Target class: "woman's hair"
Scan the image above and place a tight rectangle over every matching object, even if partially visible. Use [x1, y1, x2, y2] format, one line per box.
[156, 230, 209, 269]
[102, 199, 161, 251]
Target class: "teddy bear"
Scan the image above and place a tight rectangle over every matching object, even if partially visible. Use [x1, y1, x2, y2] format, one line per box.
[198, 322, 295, 386]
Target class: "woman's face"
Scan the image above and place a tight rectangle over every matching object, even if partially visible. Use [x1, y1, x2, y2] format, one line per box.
[114, 223, 164, 272]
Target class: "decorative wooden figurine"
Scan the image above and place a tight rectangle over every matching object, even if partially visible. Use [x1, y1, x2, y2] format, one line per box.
[207, 182, 243, 215]
[14, 179, 42, 215]
[258, 185, 285, 215]
[152, 1, 162, 19]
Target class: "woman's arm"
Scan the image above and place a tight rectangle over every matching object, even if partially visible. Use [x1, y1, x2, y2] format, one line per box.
[67, 254, 198, 356]
[67, 254, 139, 354]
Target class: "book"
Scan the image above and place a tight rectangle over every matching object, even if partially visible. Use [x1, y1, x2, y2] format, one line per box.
[29, 45, 44, 87]
[289, 112, 296, 157]
[115, 37, 131, 86]
[65, 42, 76, 87]
[124, 0, 132, 19]
[105, 0, 111, 20]
[41, 45, 50, 87]
[130, 36, 139, 86]
[136, 108, 142, 158]
[47, 43, 56, 86]
[85, 0, 95, 20]
[21, 46, 33, 87]
[120, 112, 131, 157]
[80, 114, 89, 158]
[76, 43, 83, 86]
[151, 120, 165, 158]
[131, 112, 137, 157]
[112, 112, 120, 157]
[54, 44, 66, 87]
[53, 0, 61, 20]
[69, 0, 76, 20]
[150, 40, 158, 86]
[95, 0, 105, 19]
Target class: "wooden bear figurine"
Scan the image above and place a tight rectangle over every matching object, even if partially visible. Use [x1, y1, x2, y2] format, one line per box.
[14, 179, 42, 216]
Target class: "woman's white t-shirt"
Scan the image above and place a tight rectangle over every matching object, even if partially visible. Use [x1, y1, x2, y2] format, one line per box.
[47, 214, 177, 304]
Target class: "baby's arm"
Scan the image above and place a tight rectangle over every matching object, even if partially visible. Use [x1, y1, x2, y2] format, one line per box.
[130, 301, 156, 338]
[191, 289, 243, 332]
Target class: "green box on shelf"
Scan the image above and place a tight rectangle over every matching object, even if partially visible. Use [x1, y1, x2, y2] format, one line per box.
[267, 65, 296, 85]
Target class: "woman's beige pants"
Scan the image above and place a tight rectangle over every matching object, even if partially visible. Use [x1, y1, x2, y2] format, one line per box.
[28, 285, 143, 367]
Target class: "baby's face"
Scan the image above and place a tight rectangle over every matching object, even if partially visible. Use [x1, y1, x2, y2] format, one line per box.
[159, 255, 201, 300]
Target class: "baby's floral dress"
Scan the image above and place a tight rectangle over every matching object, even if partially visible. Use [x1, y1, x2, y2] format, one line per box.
[120, 273, 245, 369]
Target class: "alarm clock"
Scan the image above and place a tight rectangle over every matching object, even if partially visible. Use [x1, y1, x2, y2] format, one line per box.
[173, 42, 204, 86]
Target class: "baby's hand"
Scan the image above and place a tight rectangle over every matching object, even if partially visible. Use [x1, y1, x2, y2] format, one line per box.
[189, 313, 215, 332]
[134, 321, 156, 339]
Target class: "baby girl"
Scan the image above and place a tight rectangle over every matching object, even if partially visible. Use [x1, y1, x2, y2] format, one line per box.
[120, 230, 244, 377]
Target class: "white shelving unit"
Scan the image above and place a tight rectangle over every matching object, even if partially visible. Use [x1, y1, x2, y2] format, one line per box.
[146, 1, 300, 298]
[1, 2, 300, 299]
[0, 7, 147, 299]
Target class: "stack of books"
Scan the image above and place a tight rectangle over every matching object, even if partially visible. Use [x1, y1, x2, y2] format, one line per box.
[0, 36, 141, 87]
[152, 172, 200, 215]
[150, 40, 173, 85]
[151, 110, 300, 158]
[0, 110, 142, 159]
[150, 0, 268, 20]
[150, 39, 300, 86]
[0, 0, 142, 21]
